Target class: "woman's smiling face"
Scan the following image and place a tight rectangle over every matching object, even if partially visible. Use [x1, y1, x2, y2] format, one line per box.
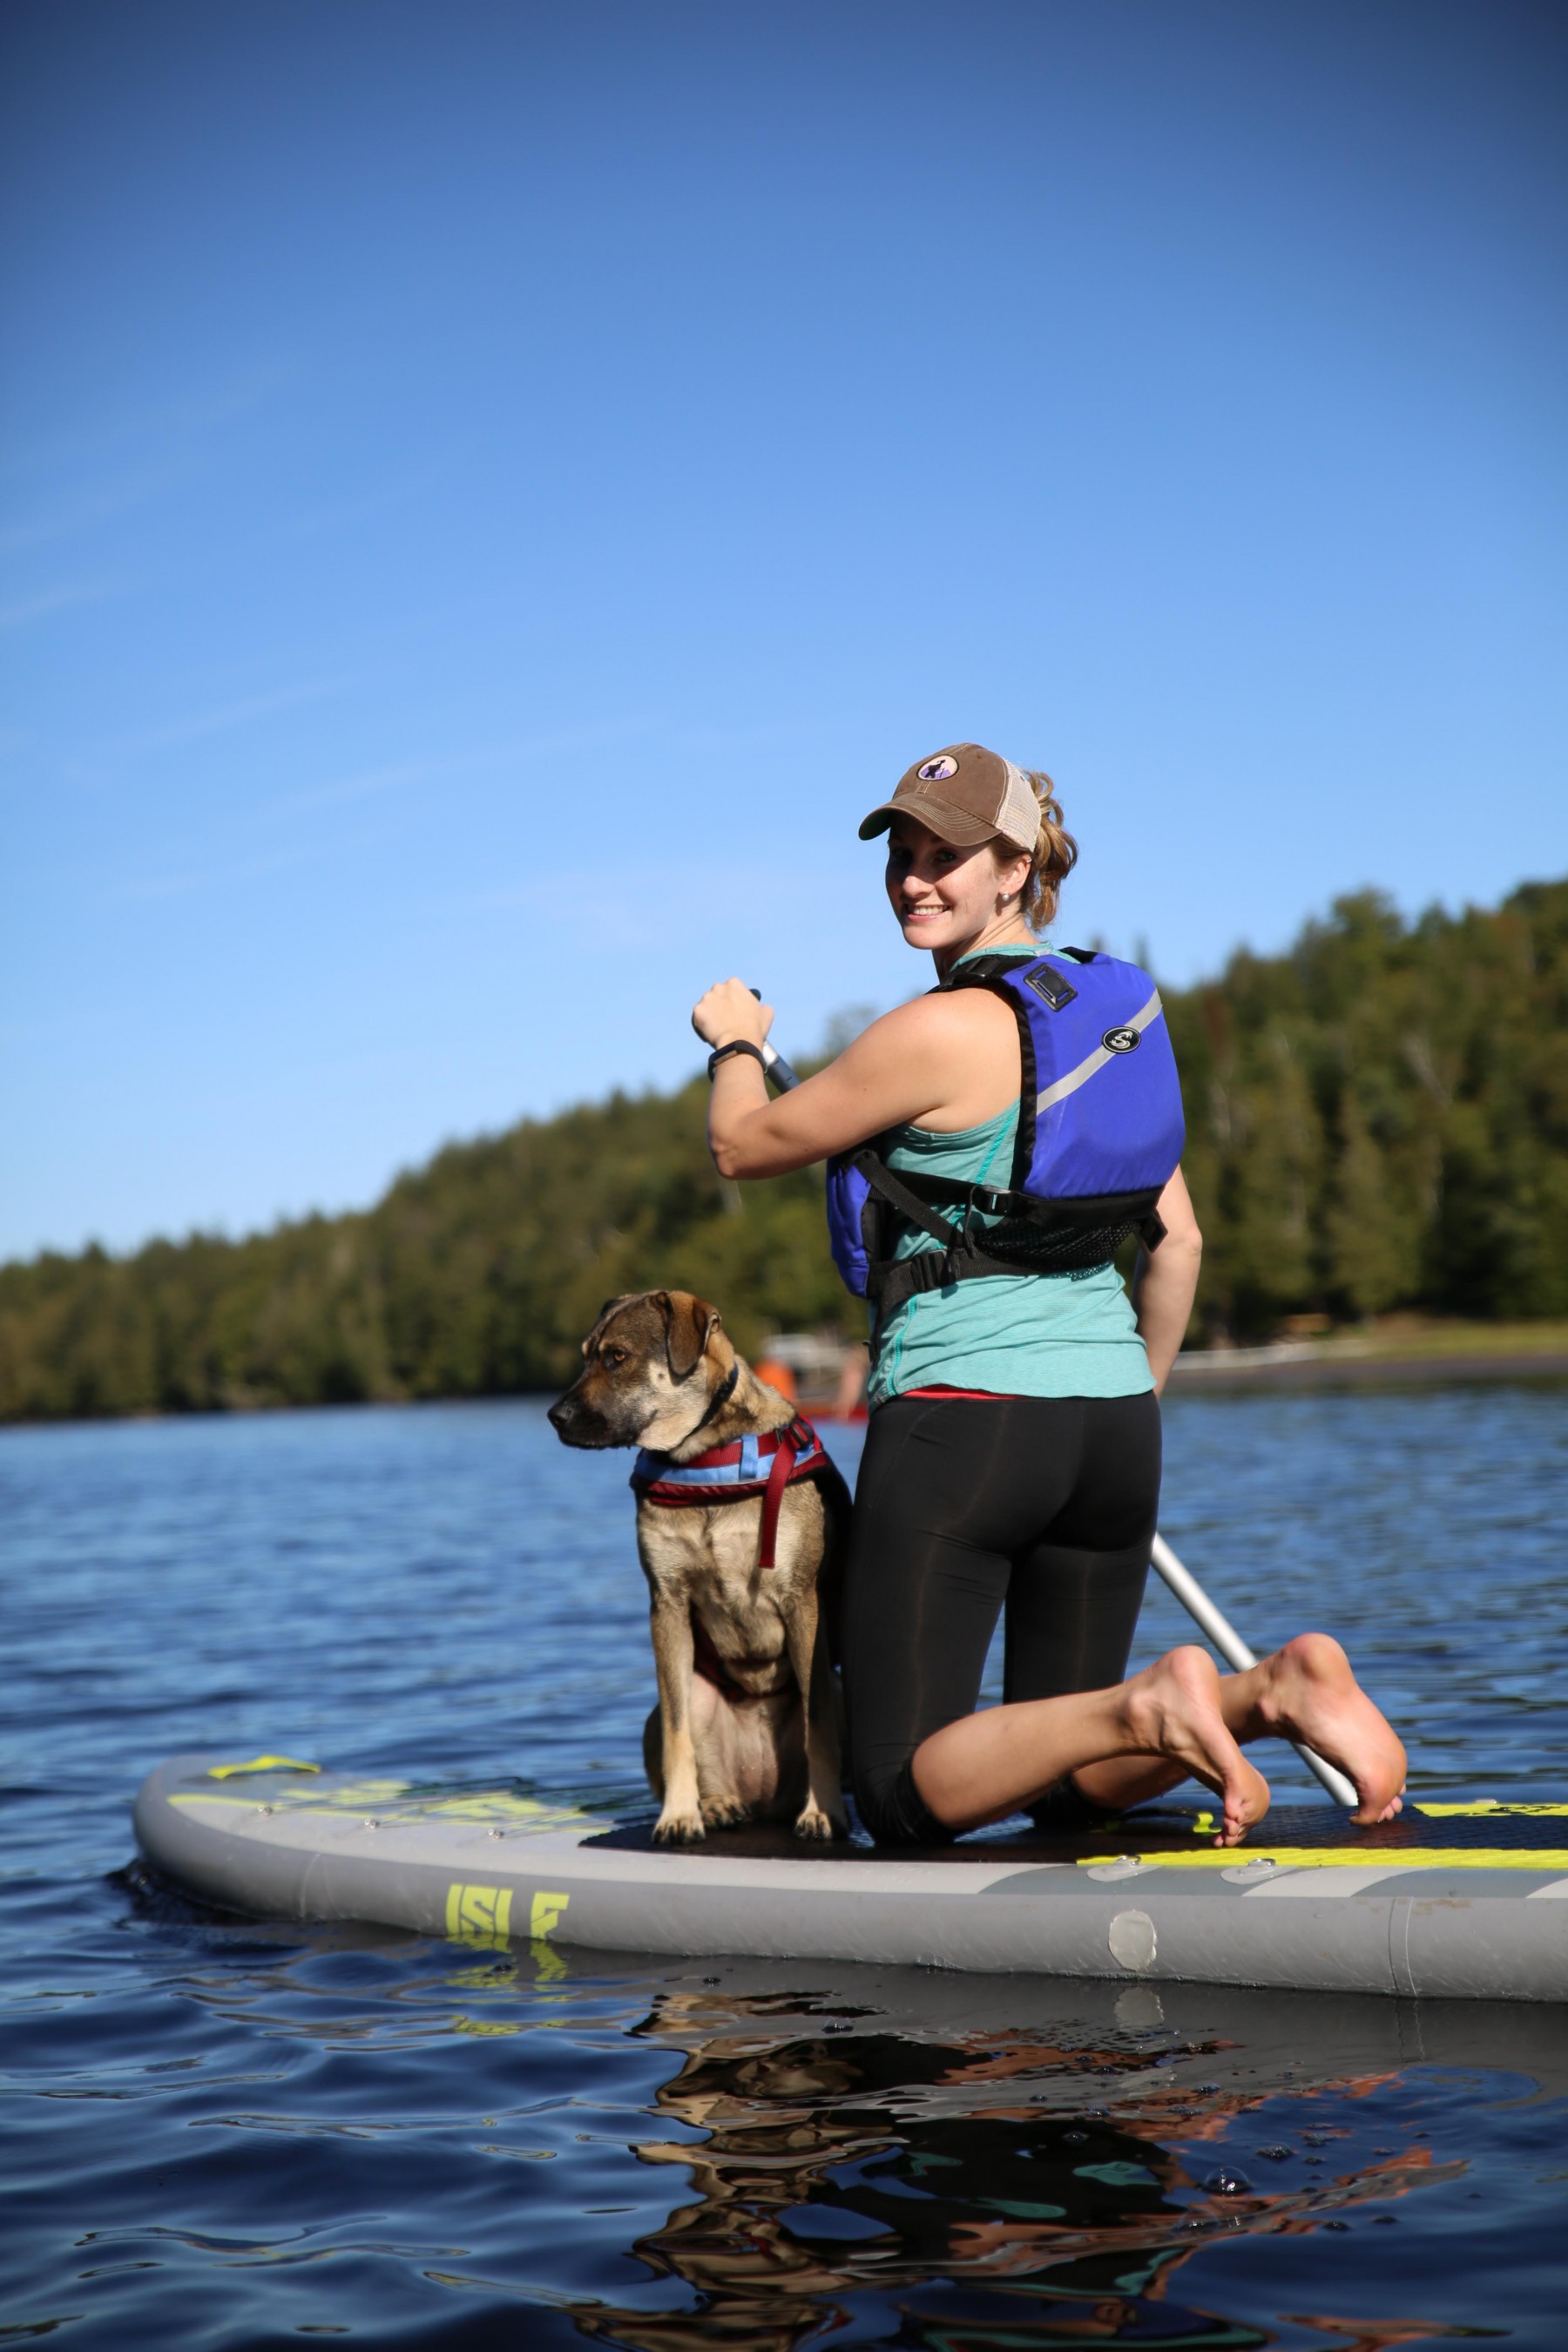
[884, 814, 1029, 956]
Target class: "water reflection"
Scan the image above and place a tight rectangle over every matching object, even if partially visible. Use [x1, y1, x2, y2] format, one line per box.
[6, 1394, 1565, 2345]
[564, 1971, 1544, 2350]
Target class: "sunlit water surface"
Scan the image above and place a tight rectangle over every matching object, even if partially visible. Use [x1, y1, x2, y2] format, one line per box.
[3, 1385, 1566, 2349]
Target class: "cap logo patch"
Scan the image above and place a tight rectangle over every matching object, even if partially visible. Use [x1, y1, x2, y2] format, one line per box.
[916, 755, 959, 783]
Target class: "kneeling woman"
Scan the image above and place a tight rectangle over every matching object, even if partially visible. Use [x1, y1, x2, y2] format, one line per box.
[693, 743, 1405, 1846]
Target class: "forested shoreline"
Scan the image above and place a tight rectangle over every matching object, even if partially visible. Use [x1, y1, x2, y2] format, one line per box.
[3, 879, 1565, 1423]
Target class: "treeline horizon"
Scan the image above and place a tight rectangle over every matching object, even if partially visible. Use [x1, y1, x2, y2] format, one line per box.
[3, 877, 1565, 1423]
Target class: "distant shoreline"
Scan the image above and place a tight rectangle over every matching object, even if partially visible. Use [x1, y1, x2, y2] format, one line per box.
[1168, 1324, 1568, 1390]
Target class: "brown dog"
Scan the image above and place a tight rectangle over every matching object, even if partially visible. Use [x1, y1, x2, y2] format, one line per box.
[549, 1289, 848, 1844]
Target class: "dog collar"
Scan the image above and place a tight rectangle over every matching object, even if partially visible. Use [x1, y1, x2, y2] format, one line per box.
[668, 1361, 739, 1452]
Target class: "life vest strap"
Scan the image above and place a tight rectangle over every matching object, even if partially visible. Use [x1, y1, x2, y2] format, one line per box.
[841, 1146, 962, 1252]
[851, 1151, 1168, 1317]
[892, 1168, 1166, 1227]
[870, 1244, 1040, 1315]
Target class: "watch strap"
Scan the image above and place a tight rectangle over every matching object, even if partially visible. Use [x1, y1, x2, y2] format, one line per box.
[706, 1039, 767, 1080]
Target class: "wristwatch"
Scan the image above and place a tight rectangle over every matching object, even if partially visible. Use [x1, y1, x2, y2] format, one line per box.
[706, 1040, 767, 1080]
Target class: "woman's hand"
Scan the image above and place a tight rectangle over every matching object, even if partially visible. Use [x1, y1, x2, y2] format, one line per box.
[692, 978, 773, 1051]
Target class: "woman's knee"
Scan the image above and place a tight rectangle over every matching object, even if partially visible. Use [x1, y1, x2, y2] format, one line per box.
[849, 1743, 952, 1847]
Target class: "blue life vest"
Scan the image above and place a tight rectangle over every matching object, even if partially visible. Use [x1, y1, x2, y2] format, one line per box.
[825, 949, 1185, 1326]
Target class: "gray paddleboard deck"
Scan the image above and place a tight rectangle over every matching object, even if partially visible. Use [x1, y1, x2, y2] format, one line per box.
[134, 1754, 1568, 2002]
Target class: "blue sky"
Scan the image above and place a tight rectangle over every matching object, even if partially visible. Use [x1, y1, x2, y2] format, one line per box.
[3, 1, 1564, 1262]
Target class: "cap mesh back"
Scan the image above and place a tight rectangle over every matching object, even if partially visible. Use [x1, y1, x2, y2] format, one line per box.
[999, 762, 1041, 850]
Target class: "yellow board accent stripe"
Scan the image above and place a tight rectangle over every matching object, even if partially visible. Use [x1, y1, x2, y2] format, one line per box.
[206, 1754, 320, 1779]
[1081, 1847, 1568, 1872]
[1189, 1801, 1568, 1836]
[1416, 1801, 1568, 1817]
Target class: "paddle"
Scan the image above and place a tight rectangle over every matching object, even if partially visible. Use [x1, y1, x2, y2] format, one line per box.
[745, 989, 802, 1092]
[748, 992, 1361, 1812]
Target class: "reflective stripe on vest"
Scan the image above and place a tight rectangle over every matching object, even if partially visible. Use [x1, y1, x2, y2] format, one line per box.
[1036, 987, 1166, 1113]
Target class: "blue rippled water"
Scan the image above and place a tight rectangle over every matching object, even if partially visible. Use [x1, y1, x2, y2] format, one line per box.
[3, 1384, 1566, 2348]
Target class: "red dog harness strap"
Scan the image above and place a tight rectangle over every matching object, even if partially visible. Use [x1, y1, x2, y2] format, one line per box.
[631, 1415, 832, 1571]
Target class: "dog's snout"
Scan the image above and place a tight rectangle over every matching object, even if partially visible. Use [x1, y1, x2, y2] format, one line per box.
[550, 1386, 612, 1447]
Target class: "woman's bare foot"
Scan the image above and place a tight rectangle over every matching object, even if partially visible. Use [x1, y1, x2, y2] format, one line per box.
[1254, 1633, 1407, 1824]
[1120, 1646, 1272, 1846]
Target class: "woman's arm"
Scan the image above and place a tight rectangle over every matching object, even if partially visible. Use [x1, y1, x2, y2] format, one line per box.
[1131, 1166, 1203, 1393]
[692, 976, 1014, 1179]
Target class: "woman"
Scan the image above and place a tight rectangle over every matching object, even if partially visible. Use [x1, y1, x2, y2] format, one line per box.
[693, 742, 1406, 1847]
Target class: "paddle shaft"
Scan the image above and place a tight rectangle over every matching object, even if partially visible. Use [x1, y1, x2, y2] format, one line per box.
[747, 990, 802, 1092]
[743, 993, 1359, 1809]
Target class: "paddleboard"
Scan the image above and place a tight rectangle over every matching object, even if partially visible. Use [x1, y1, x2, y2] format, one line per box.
[134, 1753, 1568, 2003]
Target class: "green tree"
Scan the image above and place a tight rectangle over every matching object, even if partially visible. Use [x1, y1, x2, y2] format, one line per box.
[3, 878, 1565, 1419]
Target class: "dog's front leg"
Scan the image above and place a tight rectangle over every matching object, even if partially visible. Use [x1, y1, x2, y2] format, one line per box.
[782, 1586, 848, 1842]
[649, 1593, 706, 1843]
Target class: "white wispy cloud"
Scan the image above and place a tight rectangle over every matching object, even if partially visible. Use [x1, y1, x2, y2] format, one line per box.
[112, 844, 318, 903]
[84, 716, 670, 908]
[251, 759, 430, 825]
[0, 580, 120, 631]
[119, 671, 370, 754]
[271, 456, 454, 547]
[1, 362, 296, 485]
[0, 464, 187, 558]
[105, 767, 427, 901]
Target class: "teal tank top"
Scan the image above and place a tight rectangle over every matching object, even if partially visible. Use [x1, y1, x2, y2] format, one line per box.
[863, 952, 1155, 1409]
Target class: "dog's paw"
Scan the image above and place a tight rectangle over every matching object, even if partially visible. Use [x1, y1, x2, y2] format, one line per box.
[652, 1809, 706, 1845]
[700, 1795, 753, 1831]
[793, 1803, 846, 1842]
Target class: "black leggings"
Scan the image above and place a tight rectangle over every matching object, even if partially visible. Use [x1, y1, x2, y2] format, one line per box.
[841, 1392, 1162, 1845]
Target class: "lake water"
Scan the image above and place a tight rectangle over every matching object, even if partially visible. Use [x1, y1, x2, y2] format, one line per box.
[3, 1384, 1566, 2348]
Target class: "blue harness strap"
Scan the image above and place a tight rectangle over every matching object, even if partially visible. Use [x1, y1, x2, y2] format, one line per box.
[631, 1414, 833, 1569]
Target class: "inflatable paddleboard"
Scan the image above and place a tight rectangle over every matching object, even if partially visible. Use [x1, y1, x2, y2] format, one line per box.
[134, 1753, 1568, 2003]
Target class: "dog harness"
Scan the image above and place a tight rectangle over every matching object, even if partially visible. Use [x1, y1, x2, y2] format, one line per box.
[631, 1414, 833, 1571]
[826, 947, 1185, 1343]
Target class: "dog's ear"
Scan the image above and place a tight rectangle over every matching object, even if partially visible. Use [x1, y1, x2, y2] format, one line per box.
[583, 1294, 636, 1357]
[659, 1290, 720, 1382]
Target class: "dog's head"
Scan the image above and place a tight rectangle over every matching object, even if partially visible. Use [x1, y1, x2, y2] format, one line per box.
[548, 1289, 730, 1453]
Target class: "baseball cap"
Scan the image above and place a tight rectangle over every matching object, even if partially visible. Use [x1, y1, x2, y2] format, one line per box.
[858, 742, 1041, 852]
